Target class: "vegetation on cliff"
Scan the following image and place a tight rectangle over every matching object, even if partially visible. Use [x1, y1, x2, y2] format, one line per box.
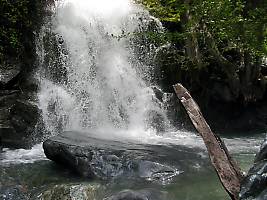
[139, 0, 267, 99]
[0, 0, 47, 66]
[138, 0, 267, 131]
[0, 0, 48, 148]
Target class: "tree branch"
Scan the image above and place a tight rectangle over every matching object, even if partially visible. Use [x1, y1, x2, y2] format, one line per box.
[173, 83, 243, 200]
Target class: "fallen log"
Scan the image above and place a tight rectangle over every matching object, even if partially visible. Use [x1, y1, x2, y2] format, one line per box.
[173, 83, 243, 200]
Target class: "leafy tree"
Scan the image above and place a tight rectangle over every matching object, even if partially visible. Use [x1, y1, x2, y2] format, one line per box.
[139, 0, 267, 103]
[0, 0, 47, 63]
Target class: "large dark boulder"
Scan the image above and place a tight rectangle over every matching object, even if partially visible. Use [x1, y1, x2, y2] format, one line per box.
[0, 57, 40, 149]
[43, 131, 205, 181]
[0, 94, 41, 148]
[0, 0, 48, 149]
[0, 62, 46, 149]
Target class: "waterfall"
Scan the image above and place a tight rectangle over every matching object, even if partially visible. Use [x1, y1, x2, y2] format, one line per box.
[1, 0, 263, 170]
[37, 0, 173, 141]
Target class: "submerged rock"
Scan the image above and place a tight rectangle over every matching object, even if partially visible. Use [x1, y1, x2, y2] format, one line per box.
[43, 131, 199, 182]
[36, 183, 101, 200]
[0, 185, 27, 200]
[137, 160, 179, 183]
[104, 189, 164, 200]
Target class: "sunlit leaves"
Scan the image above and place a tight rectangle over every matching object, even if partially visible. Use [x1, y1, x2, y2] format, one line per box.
[139, 0, 267, 57]
[136, 0, 184, 23]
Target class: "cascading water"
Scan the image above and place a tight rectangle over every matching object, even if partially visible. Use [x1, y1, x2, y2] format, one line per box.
[1, 0, 203, 166]
[38, 0, 173, 141]
[36, 0, 263, 150]
[1, 0, 261, 167]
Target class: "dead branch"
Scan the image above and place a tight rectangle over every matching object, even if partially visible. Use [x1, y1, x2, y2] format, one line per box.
[173, 83, 243, 200]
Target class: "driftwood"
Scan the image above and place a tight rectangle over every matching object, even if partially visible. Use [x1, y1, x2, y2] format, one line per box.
[173, 83, 243, 200]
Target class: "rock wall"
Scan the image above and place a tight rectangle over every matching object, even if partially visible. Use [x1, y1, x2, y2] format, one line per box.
[154, 39, 267, 133]
[0, 54, 42, 149]
[0, 0, 49, 148]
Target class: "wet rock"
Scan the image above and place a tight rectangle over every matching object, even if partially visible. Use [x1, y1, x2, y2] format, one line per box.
[105, 189, 164, 200]
[43, 131, 192, 181]
[0, 90, 19, 106]
[10, 100, 40, 133]
[36, 183, 101, 200]
[212, 82, 235, 102]
[137, 160, 179, 183]
[254, 140, 267, 162]
[145, 110, 166, 132]
[0, 185, 27, 200]
[150, 85, 188, 130]
[0, 92, 17, 148]
[256, 189, 267, 200]
[240, 139, 267, 199]
[0, 85, 42, 148]
[0, 98, 41, 148]
[151, 86, 165, 102]
[0, 60, 21, 89]
[240, 161, 267, 199]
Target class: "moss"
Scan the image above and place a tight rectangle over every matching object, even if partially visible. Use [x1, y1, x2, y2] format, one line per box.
[0, 0, 47, 64]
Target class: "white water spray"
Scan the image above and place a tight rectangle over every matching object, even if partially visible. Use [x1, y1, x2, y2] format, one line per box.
[38, 0, 171, 140]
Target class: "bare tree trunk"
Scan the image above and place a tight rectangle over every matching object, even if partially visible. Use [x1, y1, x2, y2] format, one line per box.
[173, 83, 243, 200]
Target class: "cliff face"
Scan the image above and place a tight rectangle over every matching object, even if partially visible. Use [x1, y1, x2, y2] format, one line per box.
[155, 43, 267, 133]
[0, 0, 49, 148]
[143, 0, 267, 133]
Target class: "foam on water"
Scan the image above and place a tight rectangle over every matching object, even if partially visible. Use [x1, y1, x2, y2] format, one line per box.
[0, 144, 47, 165]
[0, 133, 262, 165]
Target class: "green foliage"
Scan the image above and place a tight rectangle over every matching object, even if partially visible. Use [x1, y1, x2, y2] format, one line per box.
[194, 0, 266, 55]
[136, 0, 184, 23]
[139, 0, 267, 56]
[0, 0, 46, 62]
[140, 0, 267, 103]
